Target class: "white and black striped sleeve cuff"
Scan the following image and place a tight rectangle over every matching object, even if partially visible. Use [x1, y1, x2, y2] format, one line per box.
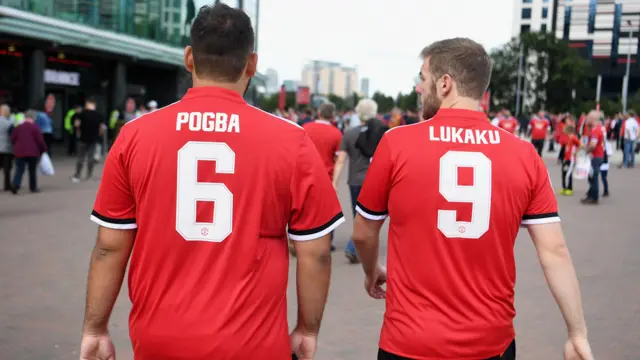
[355, 202, 388, 221]
[288, 213, 345, 241]
[521, 212, 561, 225]
[90, 210, 138, 230]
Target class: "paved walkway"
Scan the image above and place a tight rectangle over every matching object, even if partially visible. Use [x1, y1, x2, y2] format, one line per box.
[0, 149, 638, 360]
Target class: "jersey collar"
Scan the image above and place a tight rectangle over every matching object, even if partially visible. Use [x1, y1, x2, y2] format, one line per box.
[315, 119, 332, 125]
[432, 108, 488, 121]
[182, 86, 246, 104]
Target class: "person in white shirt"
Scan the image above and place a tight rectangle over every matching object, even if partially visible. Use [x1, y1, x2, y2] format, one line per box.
[623, 111, 639, 168]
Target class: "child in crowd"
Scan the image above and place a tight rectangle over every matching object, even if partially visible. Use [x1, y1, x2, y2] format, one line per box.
[560, 124, 582, 196]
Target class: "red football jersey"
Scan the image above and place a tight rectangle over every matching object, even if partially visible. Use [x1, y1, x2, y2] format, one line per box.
[530, 117, 549, 139]
[497, 117, 518, 134]
[356, 109, 560, 359]
[90, 87, 344, 360]
[589, 124, 605, 158]
[303, 120, 342, 178]
[564, 134, 582, 161]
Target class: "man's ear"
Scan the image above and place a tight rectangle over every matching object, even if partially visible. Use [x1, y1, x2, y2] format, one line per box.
[184, 46, 194, 74]
[246, 53, 258, 77]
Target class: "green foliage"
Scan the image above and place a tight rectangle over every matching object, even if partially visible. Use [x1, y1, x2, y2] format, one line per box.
[371, 91, 395, 113]
[258, 92, 297, 112]
[490, 31, 594, 114]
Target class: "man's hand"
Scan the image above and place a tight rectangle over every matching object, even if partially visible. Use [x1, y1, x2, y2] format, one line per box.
[564, 336, 594, 360]
[79, 332, 115, 360]
[365, 263, 386, 299]
[290, 328, 317, 360]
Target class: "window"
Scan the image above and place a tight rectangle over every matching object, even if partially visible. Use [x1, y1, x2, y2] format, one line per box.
[521, 24, 531, 34]
[174, 0, 181, 7]
[542, 7, 548, 19]
[543, 0, 549, 2]
[174, 12, 181, 23]
[541, 24, 547, 33]
[522, 8, 532, 19]
[523, 0, 532, 3]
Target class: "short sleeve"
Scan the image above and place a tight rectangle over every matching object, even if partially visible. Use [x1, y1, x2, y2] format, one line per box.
[90, 133, 137, 229]
[522, 154, 561, 225]
[288, 133, 345, 241]
[356, 134, 393, 221]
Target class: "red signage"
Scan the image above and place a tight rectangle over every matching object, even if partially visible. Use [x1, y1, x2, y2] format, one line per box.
[480, 90, 491, 113]
[278, 85, 286, 110]
[296, 86, 310, 105]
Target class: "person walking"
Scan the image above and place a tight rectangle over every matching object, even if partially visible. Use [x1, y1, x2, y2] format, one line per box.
[72, 97, 105, 182]
[0, 104, 13, 191]
[332, 98, 382, 263]
[352, 38, 593, 360]
[10, 110, 47, 194]
[35, 108, 54, 157]
[582, 111, 606, 205]
[622, 111, 638, 168]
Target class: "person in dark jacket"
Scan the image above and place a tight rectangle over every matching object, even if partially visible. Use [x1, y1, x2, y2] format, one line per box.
[10, 110, 47, 194]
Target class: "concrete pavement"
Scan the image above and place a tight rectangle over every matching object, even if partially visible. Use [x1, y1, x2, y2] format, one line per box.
[0, 150, 638, 360]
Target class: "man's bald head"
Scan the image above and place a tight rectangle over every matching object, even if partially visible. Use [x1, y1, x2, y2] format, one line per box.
[586, 110, 601, 126]
[0, 104, 9, 117]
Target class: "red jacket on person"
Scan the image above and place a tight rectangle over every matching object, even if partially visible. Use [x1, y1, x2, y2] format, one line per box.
[11, 121, 47, 158]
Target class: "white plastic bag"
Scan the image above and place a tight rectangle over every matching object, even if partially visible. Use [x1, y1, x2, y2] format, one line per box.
[573, 153, 591, 180]
[39, 153, 55, 176]
[94, 144, 102, 162]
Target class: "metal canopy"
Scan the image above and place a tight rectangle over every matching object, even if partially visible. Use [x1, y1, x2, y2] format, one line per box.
[0, 6, 184, 66]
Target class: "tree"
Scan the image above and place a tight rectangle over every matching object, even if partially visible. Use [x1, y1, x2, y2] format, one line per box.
[345, 92, 362, 109]
[371, 91, 395, 113]
[327, 94, 346, 110]
[489, 32, 593, 114]
[258, 92, 297, 112]
[396, 89, 419, 111]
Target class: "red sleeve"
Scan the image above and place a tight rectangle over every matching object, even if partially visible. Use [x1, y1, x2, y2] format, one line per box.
[288, 133, 345, 241]
[572, 136, 581, 146]
[356, 134, 393, 220]
[522, 153, 560, 225]
[90, 131, 137, 229]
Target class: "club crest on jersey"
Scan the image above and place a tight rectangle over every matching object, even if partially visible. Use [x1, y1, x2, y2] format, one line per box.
[429, 126, 500, 144]
[176, 112, 240, 133]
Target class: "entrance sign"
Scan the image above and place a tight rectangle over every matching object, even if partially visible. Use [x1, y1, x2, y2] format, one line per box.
[44, 69, 80, 86]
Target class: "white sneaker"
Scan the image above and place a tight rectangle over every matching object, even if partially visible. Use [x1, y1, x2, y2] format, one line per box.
[71, 176, 80, 183]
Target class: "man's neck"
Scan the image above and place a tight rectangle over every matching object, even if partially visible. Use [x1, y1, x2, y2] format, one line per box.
[193, 78, 246, 96]
[440, 96, 480, 112]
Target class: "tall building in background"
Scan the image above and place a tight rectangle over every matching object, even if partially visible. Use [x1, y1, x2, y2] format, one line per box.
[360, 77, 370, 98]
[265, 68, 279, 94]
[511, 0, 640, 100]
[301, 60, 359, 98]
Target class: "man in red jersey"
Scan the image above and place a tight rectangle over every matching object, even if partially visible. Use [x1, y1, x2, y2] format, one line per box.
[529, 112, 549, 156]
[303, 103, 343, 179]
[79, 5, 344, 360]
[497, 110, 519, 135]
[301, 102, 343, 251]
[351, 38, 594, 360]
[581, 111, 606, 205]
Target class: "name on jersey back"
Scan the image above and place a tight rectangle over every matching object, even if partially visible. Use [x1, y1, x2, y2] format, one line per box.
[429, 126, 500, 144]
[176, 112, 240, 133]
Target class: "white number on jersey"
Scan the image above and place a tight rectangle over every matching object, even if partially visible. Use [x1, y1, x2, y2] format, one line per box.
[437, 151, 492, 239]
[176, 141, 235, 242]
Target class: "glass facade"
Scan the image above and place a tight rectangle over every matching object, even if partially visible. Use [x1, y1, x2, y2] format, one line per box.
[0, 0, 259, 49]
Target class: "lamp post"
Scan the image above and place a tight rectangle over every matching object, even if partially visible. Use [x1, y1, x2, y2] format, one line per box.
[622, 20, 634, 113]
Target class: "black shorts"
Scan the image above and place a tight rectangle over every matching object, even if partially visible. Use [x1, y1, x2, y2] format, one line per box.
[378, 339, 516, 360]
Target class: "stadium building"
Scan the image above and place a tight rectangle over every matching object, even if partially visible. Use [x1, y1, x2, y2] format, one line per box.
[513, 0, 640, 101]
[0, 0, 265, 140]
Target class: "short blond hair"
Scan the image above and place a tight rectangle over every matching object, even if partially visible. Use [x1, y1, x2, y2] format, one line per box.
[355, 99, 378, 121]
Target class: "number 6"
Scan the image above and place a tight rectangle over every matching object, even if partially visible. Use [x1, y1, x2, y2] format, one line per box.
[176, 142, 235, 242]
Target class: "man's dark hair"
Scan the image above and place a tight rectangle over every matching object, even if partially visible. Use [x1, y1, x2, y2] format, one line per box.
[190, 3, 255, 82]
[85, 96, 96, 105]
[420, 38, 492, 100]
[304, 108, 313, 116]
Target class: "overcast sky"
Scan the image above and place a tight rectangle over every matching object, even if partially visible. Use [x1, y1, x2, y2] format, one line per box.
[196, 0, 521, 97]
[200, 0, 516, 95]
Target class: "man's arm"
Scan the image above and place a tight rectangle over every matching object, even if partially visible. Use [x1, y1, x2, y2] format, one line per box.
[293, 235, 332, 335]
[528, 222, 588, 338]
[352, 214, 384, 277]
[82, 226, 135, 334]
[332, 151, 347, 188]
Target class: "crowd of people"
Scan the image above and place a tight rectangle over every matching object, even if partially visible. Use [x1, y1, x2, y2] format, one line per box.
[77, 4, 595, 360]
